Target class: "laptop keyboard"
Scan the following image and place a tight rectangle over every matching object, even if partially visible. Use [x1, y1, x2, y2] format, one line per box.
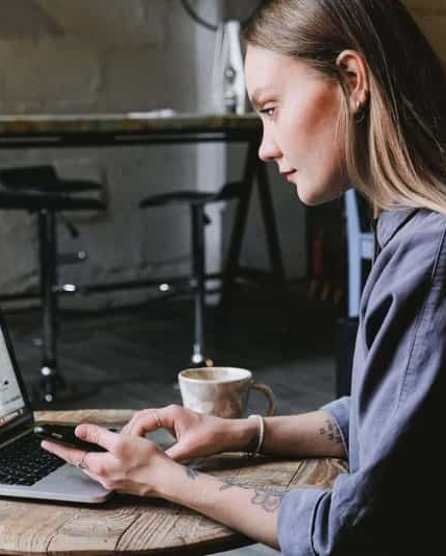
[0, 432, 64, 486]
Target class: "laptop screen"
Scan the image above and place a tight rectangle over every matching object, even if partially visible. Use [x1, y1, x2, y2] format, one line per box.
[0, 325, 27, 430]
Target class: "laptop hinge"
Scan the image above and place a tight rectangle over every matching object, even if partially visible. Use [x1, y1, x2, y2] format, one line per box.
[0, 411, 34, 446]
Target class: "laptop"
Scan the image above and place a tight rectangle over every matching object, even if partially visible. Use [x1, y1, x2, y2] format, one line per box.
[0, 309, 112, 504]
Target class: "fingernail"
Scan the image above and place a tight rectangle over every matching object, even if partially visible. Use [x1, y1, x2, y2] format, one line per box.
[75, 425, 87, 438]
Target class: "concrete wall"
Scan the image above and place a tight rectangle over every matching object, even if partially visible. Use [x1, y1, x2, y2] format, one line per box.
[0, 0, 223, 309]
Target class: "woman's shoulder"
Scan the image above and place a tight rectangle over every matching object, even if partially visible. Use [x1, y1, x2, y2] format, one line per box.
[362, 208, 446, 319]
[377, 207, 446, 251]
[376, 207, 446, 282]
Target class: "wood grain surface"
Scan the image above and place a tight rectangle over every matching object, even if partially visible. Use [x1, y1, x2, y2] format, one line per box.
[0, 410, 347, 555]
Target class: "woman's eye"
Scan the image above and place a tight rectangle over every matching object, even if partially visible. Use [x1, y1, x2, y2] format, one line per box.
[260, 107, 276, 118]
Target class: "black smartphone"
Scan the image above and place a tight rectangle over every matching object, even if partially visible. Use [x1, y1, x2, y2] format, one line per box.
[33, 424, 107, 452]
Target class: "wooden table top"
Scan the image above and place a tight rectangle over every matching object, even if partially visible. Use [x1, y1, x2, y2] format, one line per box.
[0, 410, 347, 556]
[0, 112, 262, 148]
[0, 112, 261, 136]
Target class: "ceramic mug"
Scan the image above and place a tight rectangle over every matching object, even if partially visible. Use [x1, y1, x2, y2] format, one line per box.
[178, 366, 276, 419]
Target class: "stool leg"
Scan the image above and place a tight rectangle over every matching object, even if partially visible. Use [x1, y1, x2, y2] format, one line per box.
[38, 209, 62, 403]
[190, 205, 206, 366]
[35, 210, 99, 405]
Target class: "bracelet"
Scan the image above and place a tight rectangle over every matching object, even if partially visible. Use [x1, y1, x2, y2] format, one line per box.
[247, 414, 265, 457]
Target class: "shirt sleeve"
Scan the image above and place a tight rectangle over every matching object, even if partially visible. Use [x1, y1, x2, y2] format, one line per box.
[321, 396, 350, 454]
[276, 399, 351, 556]
[278, 212, 446, 555]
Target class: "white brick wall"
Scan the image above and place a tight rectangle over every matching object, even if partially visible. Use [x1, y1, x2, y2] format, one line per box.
[35, 0, 165, 48]
[0, 38, 101, 112]
[0, 0, 216, 308]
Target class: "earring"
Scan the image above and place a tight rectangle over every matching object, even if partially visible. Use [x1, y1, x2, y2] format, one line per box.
[354, 100, 366, 123]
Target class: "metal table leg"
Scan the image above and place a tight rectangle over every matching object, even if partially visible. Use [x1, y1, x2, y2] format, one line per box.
[220, 140, 290, 331]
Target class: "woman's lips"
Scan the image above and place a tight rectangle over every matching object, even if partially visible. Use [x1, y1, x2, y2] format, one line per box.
[282, 170, 297, 182]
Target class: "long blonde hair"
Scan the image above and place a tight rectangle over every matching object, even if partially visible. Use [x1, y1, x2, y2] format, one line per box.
[244, 0, 446, 215]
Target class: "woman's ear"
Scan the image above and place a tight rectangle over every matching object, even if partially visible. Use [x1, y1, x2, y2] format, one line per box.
[336, 50, 370, 115]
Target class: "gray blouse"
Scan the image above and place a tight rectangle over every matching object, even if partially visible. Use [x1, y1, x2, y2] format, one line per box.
[278, 207, 446, 555]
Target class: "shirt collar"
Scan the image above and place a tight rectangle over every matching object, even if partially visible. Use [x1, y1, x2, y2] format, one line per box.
[375, 207, 419, 250]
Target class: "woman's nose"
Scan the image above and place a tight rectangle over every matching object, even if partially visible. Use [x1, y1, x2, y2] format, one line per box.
[258, 131, 281, 162]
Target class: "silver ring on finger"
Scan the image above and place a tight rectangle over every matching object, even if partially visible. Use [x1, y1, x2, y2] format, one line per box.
[77, 451, 89, 470]
[152, 410, 162, 429]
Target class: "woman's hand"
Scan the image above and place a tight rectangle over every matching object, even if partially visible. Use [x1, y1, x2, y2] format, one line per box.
[42, 420, 280, 550]
[122, 405, 251, 461]
[41, 424, 176, 497]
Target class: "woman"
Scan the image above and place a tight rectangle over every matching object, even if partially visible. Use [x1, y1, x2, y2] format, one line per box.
[43, 1, 446, 553]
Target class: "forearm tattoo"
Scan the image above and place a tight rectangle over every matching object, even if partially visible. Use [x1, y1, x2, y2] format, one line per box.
[319, 417, 343, 446]
[185, 467, 286, 513]
[219, 478, 286, 512]
[186, 466, 201, 480]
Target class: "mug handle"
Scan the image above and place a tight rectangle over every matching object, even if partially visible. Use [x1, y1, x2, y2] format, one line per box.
[251, 382, 276, 416]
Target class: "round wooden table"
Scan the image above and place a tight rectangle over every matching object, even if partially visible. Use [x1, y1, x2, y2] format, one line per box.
[0, 410, 347, 555]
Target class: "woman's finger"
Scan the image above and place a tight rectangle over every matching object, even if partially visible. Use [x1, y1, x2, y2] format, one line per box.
[41, 439, 86, 466]
[75, 424, 121, 454]
[164, 439, 196, 461]
[121, 410, 146, 434]
[41, 439, 110, 492]
[123, 407, 180, 438]
[121, 409, 157, 434]
[122, 409, 158, 436]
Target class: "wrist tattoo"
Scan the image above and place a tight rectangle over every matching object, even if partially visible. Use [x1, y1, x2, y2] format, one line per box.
[319, 418, 342, 445]
[219, 478, 286, 513]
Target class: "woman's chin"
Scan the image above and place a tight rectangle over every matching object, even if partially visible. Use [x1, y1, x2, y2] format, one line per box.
[296, 189, 326, 206]
[296, 184, 341, 206]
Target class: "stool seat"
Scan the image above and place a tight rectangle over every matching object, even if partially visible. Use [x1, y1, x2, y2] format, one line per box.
[0, 190, 105, 212]
[0, 166, 101, 193]
[139, 181, 242, 209]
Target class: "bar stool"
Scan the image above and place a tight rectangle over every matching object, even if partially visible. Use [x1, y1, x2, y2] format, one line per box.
[140, 182, 242, 366]
[0, 166, 106, 404]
